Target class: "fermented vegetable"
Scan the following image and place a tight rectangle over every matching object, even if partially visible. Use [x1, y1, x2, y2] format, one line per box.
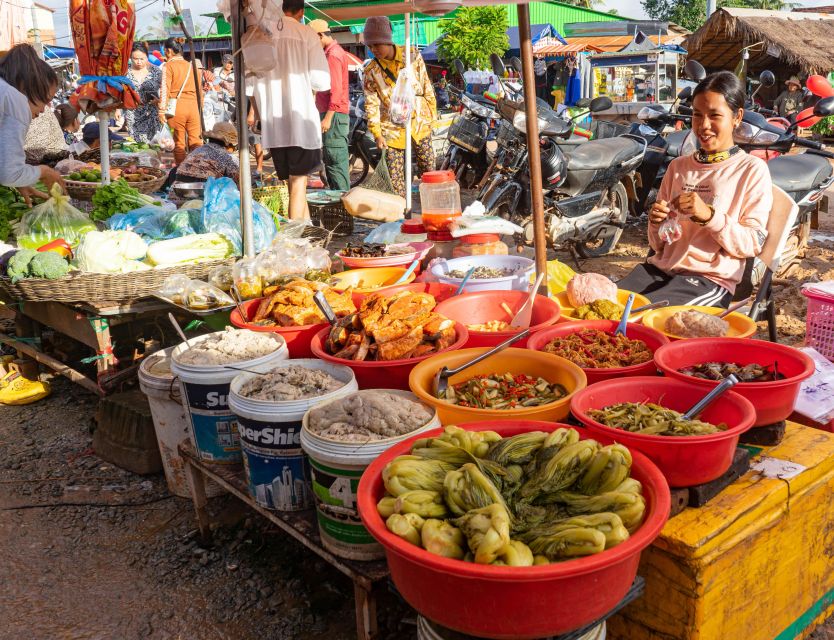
[574, 300, 624, 321]
[440, 373, 568, 409]
[587, 402, 726, 436]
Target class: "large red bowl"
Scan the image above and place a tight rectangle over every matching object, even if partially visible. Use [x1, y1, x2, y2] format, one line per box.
[230, 298, 325, 359]
[350, 281, 457, 307]
[310, 322, 468, 390]
[571, 377, 755, 487]
[357, 420, 671, 639]
[526, 320, 669, 385]
[653, 338, 815, 427]
[434, 290, 561, 348]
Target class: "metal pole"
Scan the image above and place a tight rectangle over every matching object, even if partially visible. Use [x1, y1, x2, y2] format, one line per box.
[405, 13, 412, 215]
[170, 0, 206, 135]
[230, 0, 254, 257]
[706, 0, 716, 19]
[99, 110, 111, 185]
[517, 4, 547, 291]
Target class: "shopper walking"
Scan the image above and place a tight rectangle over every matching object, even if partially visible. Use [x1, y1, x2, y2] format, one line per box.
[309, 19, 351, 191]
[250, 0, 329, 220]
[126, 42, 163, 143]
[159, 37, 203, 164]
[362, 16, 437, 198]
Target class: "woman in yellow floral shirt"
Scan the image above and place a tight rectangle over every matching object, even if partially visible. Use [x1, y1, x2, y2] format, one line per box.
[362, 16, 437, 198]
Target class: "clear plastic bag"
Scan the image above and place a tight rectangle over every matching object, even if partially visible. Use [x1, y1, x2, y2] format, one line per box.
[111, 151, 161, 169]
[364, 220, 403, 244]
[255, 249, 283, 286]
[233, 257, 264, 299]
[209, 264, 234, 292]
[184, 279, 235, 310]
[151, 126, 175, 152]
[16, 184, 97, 249]
[658, 215, 683, 244]
[389, 68, 416, 127]
[157, 273, 193, 304]
[201, 177, 277, 254]
[305, 247, 331, 273]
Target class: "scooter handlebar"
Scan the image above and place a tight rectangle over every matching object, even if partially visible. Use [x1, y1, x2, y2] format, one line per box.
[795, 137, 825, 150]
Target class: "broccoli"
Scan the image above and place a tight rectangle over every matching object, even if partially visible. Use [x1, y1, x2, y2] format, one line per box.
[6, 249, 37, 282]
[28, 251, 70, 280]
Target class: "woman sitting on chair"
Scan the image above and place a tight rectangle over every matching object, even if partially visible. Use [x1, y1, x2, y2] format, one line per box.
[617, 71, 771, 308]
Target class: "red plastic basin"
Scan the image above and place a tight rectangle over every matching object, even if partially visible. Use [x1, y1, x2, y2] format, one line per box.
[230, 298, 326, 359]
[357, 420, 671, 639]
[571, 377, 755, 488]
[310, 322, 468, 390]
[653, 338, 815, 427]
[434, 290, 561, 348]
[350, 282, 457, 308]
[526, 320, 669, 385]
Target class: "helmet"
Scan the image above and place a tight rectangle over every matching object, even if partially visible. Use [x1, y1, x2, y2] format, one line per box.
[539, 138, 567, 188]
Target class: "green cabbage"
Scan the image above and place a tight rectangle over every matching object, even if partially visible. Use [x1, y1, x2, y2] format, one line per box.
[146, 233, 235, 266]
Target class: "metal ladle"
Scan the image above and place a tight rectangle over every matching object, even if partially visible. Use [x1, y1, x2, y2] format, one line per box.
[683, 374, 740, 420]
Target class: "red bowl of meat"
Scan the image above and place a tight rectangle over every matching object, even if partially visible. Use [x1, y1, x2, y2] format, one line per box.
[653, 338, 815, 426]
[527, 321, 669, 385]
[230, 298, 325, 359]
[351, 282, 457, 308]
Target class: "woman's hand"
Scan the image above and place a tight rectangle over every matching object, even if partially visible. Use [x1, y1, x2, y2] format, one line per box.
[39, 165, 66, 193]
[375, 135, 387, 150]
[649, 199, 671, 225]
[675, 192, 713, 223]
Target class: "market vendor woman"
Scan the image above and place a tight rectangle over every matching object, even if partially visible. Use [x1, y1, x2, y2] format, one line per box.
[0, 44, 65, 203]
[617, 71, 771, 308]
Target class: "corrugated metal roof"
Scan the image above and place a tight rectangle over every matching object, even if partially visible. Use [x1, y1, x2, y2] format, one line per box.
[535, 41, 602, 54]
[565, 34, 679, 52]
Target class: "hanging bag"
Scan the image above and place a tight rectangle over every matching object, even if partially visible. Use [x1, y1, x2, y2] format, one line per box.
[389, 67, 416, 127]
[341, 151, 406, 222]
[165, 62, 192, 118]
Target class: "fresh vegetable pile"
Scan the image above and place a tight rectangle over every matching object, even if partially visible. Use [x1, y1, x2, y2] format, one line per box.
[588, 403, 726, 436]
[6, 249, 69, 282]
[91, 179, 160, 222]
[543, 330, 653, 369]
[0, 186, 27, 242]
[68, 168, 104, 183]
[377, 425, 646, 565]
[439, 373, 568, 409]
[678, 362, 784, 382]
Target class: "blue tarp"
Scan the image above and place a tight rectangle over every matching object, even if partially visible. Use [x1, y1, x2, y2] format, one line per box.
[43, 45, 75, 60]
[421, 24, 565, 63]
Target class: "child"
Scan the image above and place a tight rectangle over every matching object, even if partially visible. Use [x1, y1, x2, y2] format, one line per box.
[54, 103, 80, 145]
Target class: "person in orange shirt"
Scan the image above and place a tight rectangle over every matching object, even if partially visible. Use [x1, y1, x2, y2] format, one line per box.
[158, 37, 203, 164]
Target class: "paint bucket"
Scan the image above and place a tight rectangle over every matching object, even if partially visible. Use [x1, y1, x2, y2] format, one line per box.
[138, 348, 224, 498]
[416, 616, 606, 640]
[301, 390, 440, 561]
[171, 331, 288, 465]
[228, 359, 358, 511]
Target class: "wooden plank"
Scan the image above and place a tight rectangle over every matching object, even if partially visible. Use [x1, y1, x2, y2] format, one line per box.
[184, 457, 213, 545]
[16, 301, 99, 349]
[355, 583, 379, 640]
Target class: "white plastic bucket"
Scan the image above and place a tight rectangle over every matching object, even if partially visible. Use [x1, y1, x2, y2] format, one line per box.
[430, 255, 535, 293]
[138, 348, 224, 498]
[417, 616, 605, 639]
[301, 389, 440, 561]
[171, 331, 288, 465]
[228, 359, 358, 512]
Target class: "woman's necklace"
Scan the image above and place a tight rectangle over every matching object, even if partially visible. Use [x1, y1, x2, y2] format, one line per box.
[695, 145, 741, 164]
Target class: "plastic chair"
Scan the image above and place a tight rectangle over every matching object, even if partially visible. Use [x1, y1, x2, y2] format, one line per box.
[748, 185, 799, 342]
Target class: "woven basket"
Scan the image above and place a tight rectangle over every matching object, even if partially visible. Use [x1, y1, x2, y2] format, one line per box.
[253, 183, 289, 218]
[65, 170, 168, 201]
[0, 258, 235, 304]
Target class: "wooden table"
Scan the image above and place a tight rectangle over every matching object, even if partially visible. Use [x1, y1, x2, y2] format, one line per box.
[179, 444, 390, 640]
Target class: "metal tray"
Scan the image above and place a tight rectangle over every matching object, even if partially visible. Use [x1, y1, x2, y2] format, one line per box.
[151, 293, 237, 316]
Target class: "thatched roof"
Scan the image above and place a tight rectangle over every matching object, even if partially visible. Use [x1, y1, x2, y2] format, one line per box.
[685, 8, 834, 75]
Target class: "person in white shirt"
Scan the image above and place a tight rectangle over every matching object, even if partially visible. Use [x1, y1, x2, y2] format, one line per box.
[250, 0, 329, 220]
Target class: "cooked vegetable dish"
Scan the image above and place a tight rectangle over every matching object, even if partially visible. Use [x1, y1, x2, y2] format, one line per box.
[448, 267, 512, 279]
[440, 373, 568, 409]
[543, 330, 652, 368]
[679, 361, 784, 382]
[340, 243, 415, 258]
[587, 402, 726, 436]
[574, 300, 625, 321]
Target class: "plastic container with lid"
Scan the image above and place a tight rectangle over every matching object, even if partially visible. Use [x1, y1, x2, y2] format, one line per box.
[395, 216, 428, 243]
[452, 233, 508, 258]
[419, 171, 461, 231]
[427, 230, 460, 261]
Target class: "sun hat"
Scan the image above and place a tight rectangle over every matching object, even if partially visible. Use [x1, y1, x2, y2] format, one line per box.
[309, 19, 330, 34]
[204, 122, 238, 147]
[363, 16, 394, 46]
[786, 76, 802, 89]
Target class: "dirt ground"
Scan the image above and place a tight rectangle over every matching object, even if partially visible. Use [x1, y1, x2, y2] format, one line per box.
[1, 194, 834, 639]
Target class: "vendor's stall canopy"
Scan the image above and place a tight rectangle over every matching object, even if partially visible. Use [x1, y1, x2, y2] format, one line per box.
[421, 23, 564, 62]
[534, 39, 602, 54]
[43, 45, 76, 69]
[685, 8, 834, 75]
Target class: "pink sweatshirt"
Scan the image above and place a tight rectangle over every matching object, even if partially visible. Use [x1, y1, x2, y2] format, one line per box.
[648, 151, 771, 294]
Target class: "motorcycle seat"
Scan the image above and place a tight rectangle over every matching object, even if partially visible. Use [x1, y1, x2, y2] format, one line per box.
[665, 130, 691, 158]
[768, 152, 833, 194]
[566, 137, 644, 171]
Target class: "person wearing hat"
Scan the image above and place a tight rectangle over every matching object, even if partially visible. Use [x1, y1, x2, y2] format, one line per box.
[81, 122, 126, 151]
[362, 16, 437, 198]
[309, 19, 351, 192]
[165, 121, 240, 188]
[774, 76, 805, 121]
[214, 54, 235, 98]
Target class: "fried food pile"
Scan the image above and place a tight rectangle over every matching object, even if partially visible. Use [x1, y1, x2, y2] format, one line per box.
[250, 279, 356, 327]
[326, 291, 457, 361]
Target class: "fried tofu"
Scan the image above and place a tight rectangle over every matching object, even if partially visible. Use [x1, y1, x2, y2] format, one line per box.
[377, 326, 424, 361]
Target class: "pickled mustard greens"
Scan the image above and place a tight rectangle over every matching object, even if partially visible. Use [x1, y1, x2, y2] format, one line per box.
[440, 373, 569, 409]
[587, 402, 726, 436]
[574, 299, 625, 320]
[376, 425, 647, 567]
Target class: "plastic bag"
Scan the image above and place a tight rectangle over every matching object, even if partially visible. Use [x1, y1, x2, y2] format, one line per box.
[545, 259, 577, 297]
[255, 249, 283, 285]
[151, 126, 175, 152]
[111, 151, 161, 169]
[184, 279, 235, 310]
[364, 220, 403, 244]
[157, 273, 193, 304]
[16, 184, 96, 249]
[233, 257, 264, 299]
[389, 68, 415, 127]
[209, 264, 234, 292]
[201, 177, 277, 254]
[658, 215, 683, 244]
[108, 204, 193, 241]
[451, 215, 523, 238]
[55, 158, 91, 175]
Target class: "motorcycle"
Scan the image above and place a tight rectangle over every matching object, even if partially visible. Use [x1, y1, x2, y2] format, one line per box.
[481, 54, 647, 258]
[347, 89, 379, 187]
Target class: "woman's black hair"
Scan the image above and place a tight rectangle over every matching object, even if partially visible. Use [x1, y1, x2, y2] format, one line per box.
[283, 0, 304, 13]
[54, 103, 78, 129]
[132, 41, 149, 56]
[692, 71, 746, 113]
[0, 43, 58, 105]
[163, 37, 183, 55]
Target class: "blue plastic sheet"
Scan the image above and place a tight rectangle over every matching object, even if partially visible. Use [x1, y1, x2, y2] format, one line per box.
[200, 177, 277, 254]
[108, 205, 198, 240]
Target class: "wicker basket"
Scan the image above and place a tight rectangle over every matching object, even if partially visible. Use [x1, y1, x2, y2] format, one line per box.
[253, 183, 289, 218]
[65, 170, 168, 201]
[0, 258, 235, 304]
[309, 201, 354, 237]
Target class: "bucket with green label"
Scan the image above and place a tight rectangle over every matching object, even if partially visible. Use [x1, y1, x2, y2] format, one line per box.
[301, 389, 440, 561]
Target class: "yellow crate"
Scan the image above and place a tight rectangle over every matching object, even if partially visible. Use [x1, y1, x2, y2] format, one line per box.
[609, 423, 834, 640]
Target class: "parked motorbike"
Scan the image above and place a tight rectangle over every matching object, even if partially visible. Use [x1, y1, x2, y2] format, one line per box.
[347, 89, 379, 187]
[480, 54, 646, 258]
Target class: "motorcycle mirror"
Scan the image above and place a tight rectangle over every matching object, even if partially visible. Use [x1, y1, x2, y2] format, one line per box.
[490, 53, 506, 78]
[677, 86, 692, 101]
[683, 60, 707, 82]
[575, 97, 591, 108]
[590, 96, 613, 112]
[814, 96, 834, 118]
[453, 59, 465, 78]
[510, 57, 523, 73]
[759, 70, 775, 87]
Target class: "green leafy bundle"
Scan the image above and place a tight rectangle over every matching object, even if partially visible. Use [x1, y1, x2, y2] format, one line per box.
[91, 179, 160, 222]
